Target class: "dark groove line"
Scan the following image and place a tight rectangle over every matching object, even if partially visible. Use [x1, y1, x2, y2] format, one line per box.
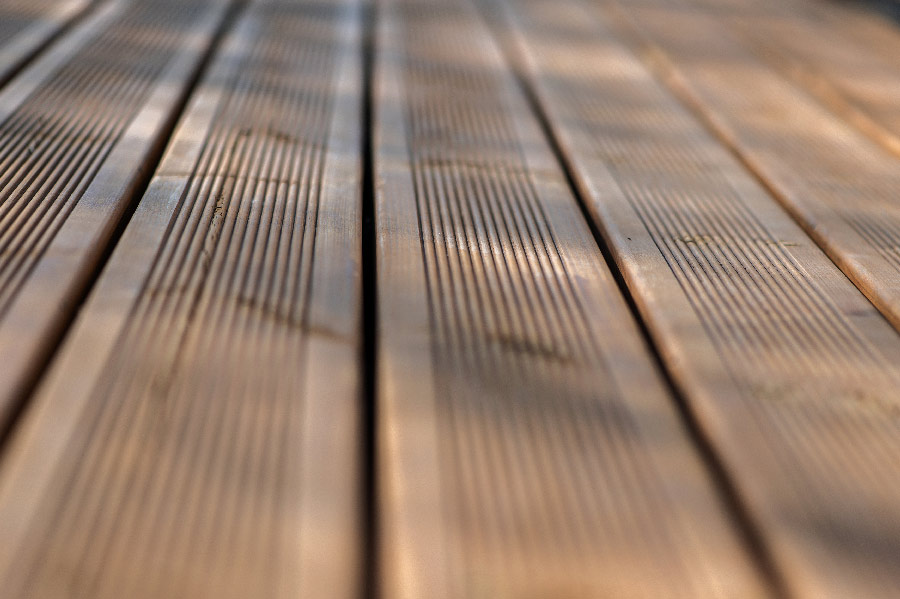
[473, 1, 790, 597]
[0, 0, 248, 455]
[361, 0, 378, 597]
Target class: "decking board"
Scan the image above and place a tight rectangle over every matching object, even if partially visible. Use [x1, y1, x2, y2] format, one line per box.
[597, 0, 900, 336]
[0, 0, 363, 597]
[0, 0, 898, 596]
[0, 0, 91, 85]
[0, 0, 230, 430]
[688, 0, 900, 154]
[496, 0, 900, 596]
[375, 0, 766, 596]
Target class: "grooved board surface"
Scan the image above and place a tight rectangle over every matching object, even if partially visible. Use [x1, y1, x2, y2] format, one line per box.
[673, 0, 900, 316]
[0, 0, 229, 427]
[502, 0, 900, 596]
[0, 0, 67, 40]
[375, 0, 765, 596]
[0, 0, 89, 83]
[0, 0, 363, 597]
[698, 0, 900, 130]
[601, 0, 900, 334]
[722, 7, 900, 156]
[4, 0, 900, 595]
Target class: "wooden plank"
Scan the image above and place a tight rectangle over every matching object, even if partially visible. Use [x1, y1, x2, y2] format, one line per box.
[598, 0, 900, 335]
[681, 0, 900, 71]
[497, 0, 900, 596]
[375, 0, 768, 596]
[664, 0, 900, 160]
[0, 0, 363, 597]
[0, 0, 230, 427]
[815, 2, 900, 66]
[0, 0, 91, 85]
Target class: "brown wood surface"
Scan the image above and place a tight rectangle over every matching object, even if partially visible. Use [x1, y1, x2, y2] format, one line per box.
[495, 0, 900, 596]
[0, 0, 231, 430]
[2, 0, 900, 596]
[0, 0, 363, 597]
[375, 0, 767, 596]
[597, 0, 900, 336]
[701, 0, 900, 157]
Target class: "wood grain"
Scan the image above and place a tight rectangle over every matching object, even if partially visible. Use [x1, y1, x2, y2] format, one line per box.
[0, 0, 230, 431]
[496, 0, 900, 596]
[0, 0, 363, 597]
[375, 0, 767, 596]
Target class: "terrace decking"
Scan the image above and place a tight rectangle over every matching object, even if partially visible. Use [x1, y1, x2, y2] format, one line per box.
[0, 0, 900, 597]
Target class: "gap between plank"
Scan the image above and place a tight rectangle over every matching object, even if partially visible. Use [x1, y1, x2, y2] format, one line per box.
[360, 0, 380, 597]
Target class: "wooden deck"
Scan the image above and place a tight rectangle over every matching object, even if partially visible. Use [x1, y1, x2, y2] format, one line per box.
[1, 0, 900, 596]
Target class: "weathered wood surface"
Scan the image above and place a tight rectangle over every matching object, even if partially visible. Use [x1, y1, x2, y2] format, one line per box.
[0, 0, 363, 597]
[0, 0, 230, 430]
[497, 0, 900, 596]
[1, 0, 900, 596]
[375, 0, 766, 596]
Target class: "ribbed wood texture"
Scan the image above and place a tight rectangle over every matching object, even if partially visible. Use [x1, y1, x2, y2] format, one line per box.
[0, 1, 362, 597]
[501, 0, 900, 596]
[619, 0, 900, 340]
[0, 0, 88, 84]
[0, 0, 229, 426]
[2, 0, 900, 596]
[376, 0, 765, 596]
[601, 0, 900, 338]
